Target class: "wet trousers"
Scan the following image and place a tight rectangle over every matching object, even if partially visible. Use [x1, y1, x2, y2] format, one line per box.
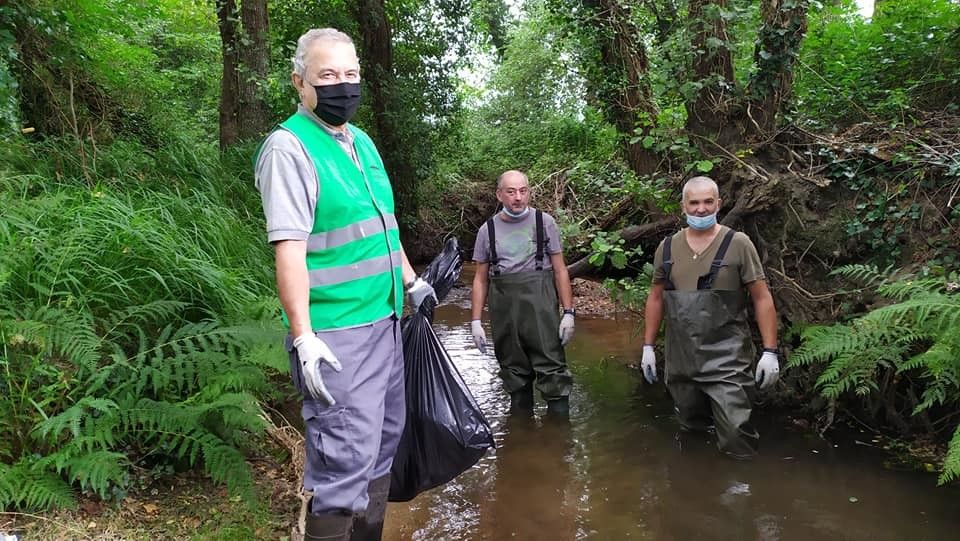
[663, 290, 759, 458]
[488, 270, 572, 400]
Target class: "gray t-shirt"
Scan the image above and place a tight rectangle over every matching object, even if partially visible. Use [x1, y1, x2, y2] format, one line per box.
[254, 105, 359, 243]
[473, 210, 563, 275]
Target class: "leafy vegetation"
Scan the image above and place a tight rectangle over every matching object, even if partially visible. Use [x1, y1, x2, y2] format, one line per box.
[0, 137, 287, 511]
[1, 0, 959, 524]
[788, 265, 960, 484]
[794, 0, 960, 128]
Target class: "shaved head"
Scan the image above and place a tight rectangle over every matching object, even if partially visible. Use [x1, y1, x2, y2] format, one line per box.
[682, 176, 720, 203]
[497, 170, 528, 189]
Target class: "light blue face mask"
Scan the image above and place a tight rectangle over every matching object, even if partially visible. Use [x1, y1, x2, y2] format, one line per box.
[686, 212, 718, 230]
[502, 206, 530, 219]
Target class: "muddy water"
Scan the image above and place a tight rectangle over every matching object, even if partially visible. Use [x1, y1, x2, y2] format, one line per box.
[383, 266, 960, 540]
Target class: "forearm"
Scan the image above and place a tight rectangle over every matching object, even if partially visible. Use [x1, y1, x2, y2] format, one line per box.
[400, 247, 417, 286]
[471, 270, 488, 320]
[554, 266, 574, 311]
[643, 286, 664, 345]
[275, 240, 312, 338]
[754, 296, 778, 349]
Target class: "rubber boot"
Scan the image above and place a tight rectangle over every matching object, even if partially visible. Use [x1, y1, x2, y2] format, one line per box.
[509, 384, 534, 414]
[351, 474, 390, 541]
[304, 511, 353, 541]
[545, 396, 570, 418]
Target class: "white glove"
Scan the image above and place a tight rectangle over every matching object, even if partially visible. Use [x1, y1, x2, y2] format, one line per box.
[755, 350, 780, 390]
[641, 345, 658, 384]
[407, 277, 438, 312]
[471, 320, 487, 354]
[558, 313, 575, 346]
[293, 333, 343, 405]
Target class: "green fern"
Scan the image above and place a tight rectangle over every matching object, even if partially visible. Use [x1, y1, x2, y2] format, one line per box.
[790, 264, 960, 484]
[941, 426, 960, 485]
[0, 460, 76, 511]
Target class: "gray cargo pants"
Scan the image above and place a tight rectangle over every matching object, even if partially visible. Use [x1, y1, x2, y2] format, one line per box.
[287, 316, 405, 514]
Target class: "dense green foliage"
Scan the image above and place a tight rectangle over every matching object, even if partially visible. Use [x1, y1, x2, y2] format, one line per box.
[794, 0, 960, 128]
[2, 0, 959, 516]
[788, 265, 960, 484]
[0, 138, 286, 510]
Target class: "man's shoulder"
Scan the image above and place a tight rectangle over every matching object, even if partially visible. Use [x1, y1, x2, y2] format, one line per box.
[259, 128, 303, 154]
[534, 208, 556, 222]
[729, 228, 757, 249]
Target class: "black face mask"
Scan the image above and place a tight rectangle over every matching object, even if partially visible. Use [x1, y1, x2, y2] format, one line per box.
[311, 82, 361, 126]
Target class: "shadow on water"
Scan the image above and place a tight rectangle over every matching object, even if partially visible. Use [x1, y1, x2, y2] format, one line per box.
[385, 267, 960, 540]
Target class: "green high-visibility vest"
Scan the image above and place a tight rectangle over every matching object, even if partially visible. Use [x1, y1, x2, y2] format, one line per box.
[279, 112, 403, 330]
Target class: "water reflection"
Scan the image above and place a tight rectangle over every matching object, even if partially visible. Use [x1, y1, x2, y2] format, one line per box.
[384, 271, 960, 540]
[481, 415, 579, 540]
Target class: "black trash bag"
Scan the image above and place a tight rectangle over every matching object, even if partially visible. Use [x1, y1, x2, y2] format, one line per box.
[417, 236, 463, 313]
[389, 238, 495, 502]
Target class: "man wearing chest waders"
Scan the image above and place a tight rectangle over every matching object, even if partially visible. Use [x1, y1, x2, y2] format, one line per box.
[254, 28, 436, 541]
[640, 176, 780, 458]
[470, 170, 576, 417]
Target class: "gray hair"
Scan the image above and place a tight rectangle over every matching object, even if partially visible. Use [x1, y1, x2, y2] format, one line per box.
[291, 28, 355, 76]
[682, 176, 720, 201]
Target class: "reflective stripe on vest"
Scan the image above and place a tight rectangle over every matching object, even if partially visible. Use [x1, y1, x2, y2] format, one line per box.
[280, 112, 403, 330]
[307, 214, 400, 252]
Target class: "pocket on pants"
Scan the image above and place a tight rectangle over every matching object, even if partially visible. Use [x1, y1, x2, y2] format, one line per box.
[304, 404, 359, 473]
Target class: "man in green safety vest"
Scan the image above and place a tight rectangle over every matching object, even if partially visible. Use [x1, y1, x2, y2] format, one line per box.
[254, 28, 435, 541]
[641, 176, 780, 459]
[470, 170, 576, 417]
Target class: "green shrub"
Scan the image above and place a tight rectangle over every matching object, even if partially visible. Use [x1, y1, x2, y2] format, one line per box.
[0, 143, 285, 511]
[789, 264, 960, 484]
[795, 0, 960, 127]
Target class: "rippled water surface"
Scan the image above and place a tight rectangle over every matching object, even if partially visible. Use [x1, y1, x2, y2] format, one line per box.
[383, 266, 960, 540]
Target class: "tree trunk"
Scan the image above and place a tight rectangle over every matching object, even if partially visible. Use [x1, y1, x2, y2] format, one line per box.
[238, 0, 272, 140]
[643, 0, 680, 44]
[567, 217, 677, 279]
[354, 0, 419, 229]
[746, 0, 809, 138]
[685, 0, 739, 146]
[216, 0, 240, 149]
[582, 0, 661, 178]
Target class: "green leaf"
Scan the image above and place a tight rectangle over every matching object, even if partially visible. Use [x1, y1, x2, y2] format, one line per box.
[695, 160, 714, 173]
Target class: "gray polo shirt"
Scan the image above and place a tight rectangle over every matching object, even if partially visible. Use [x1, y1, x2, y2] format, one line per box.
[473, 210, 563, 276]
[254, 105, 359, 243]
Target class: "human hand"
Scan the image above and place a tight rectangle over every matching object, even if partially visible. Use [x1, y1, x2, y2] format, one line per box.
[755, 350, 780, 390]
[293, 333, 343, 405]
[558, 313, 575, 346]
[471, 320, 487, 354]
[641, 345, 658, 384]
[407, 277, 438, 312]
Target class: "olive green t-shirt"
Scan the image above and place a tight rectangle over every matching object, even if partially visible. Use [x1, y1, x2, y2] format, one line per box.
[652, 226, 765, 291]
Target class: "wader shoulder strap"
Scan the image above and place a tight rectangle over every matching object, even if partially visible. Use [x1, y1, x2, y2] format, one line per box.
[487, 217, 500, 276]
[697, 228, 737, 290]
[662, 234, 676, 291]
[535, 210, 545, 271]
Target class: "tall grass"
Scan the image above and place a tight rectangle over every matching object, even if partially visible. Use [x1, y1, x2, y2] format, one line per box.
[0, 135, 287, 511]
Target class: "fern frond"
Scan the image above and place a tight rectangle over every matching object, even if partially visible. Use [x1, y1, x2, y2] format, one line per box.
[878, 277, 951, 300]
[101, 300, 189, 341]
[939, 424, 960, 485]
[864, 293, 960, 329]
[35, 397, 120, 441]
[830, 263, 897, 287]
[66, 451, 129, 497]
[0, 460, 76, 511]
